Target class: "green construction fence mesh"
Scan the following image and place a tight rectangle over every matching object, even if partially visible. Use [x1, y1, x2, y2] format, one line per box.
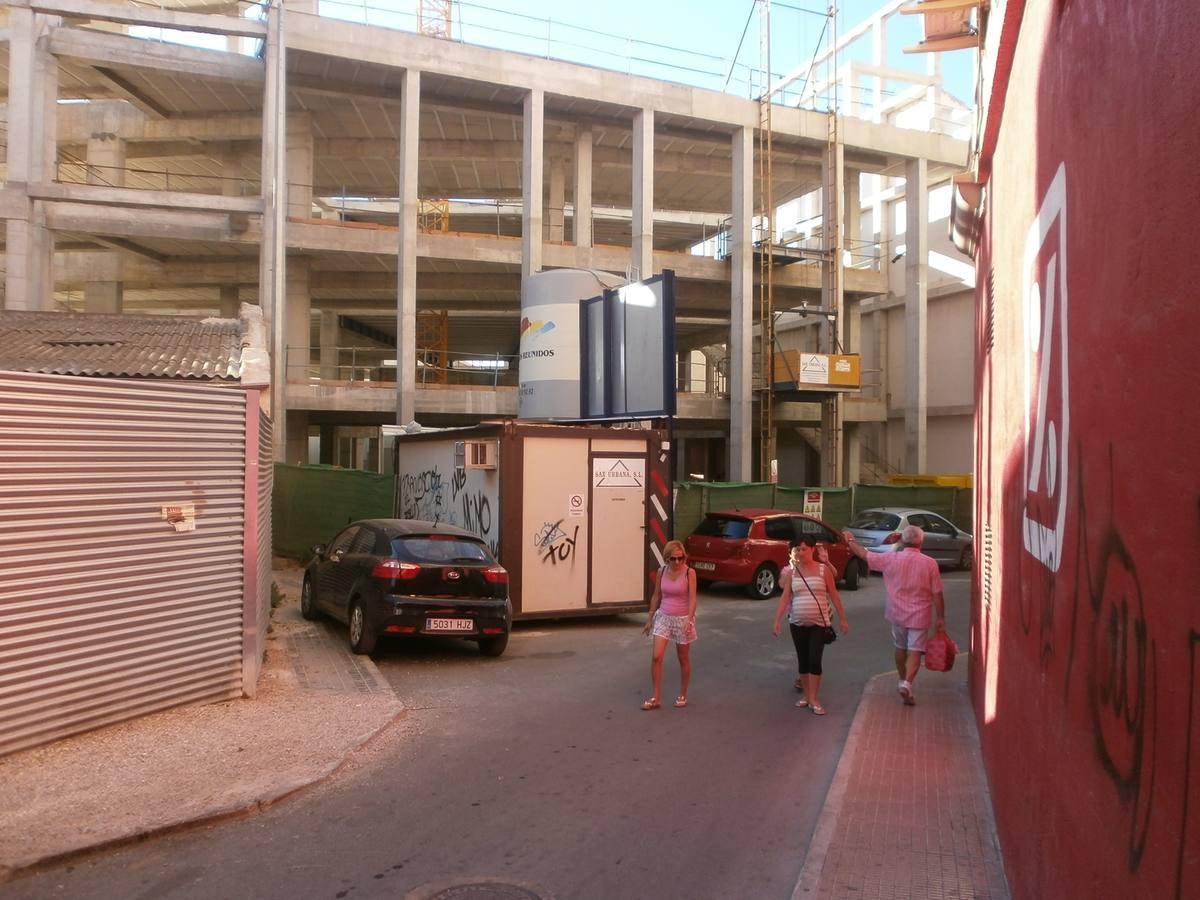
[271, 464, 973, 558]
[273, 463, 395, 560]
[671, 482, 971, 539]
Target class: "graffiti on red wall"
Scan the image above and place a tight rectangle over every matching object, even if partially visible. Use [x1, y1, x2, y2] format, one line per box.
[999, 163, 1199, 898]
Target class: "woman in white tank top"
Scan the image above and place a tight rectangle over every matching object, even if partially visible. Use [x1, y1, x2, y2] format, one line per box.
[771, 537, 850, 715]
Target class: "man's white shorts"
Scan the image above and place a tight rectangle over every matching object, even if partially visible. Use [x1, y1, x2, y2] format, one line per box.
[891, 622, 929, 652]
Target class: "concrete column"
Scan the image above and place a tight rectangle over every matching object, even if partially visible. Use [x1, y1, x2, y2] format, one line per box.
[222, 151, 248, 197]
[86, 133, 125, 187]
[844, 168, 862, 270]
[841, 171, 865, 485]
[286, 114, 314, 219]
[573, 127, 593, 248]
[4, 8, 57, 311]
[282, 258, 311, 471]
[219, 285, 240, 318]
[820, 131, 844, 354]
[83, 282, 122, 314]
[319, 309, 340, 379]
[547, 158, 566, 243]
[522, 88, 544, 280]
[904, 157, 928, 473]
[285, 411, 309, 466]
[728, 126, 753, 482]
[396, 68, 421, 425]
[631, 108, 654, 280]
[872, 20, 887, 123]
[844, 421, 862, 486]
[842, 168, 864, 367]
[85, 133, 126, 313]
[703, 347, 721, 396]
[259, 0, 288, 458]
[285, 258, 311, 385]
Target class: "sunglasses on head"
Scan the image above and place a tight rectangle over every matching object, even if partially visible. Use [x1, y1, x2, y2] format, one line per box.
[667, 555, 685, 562]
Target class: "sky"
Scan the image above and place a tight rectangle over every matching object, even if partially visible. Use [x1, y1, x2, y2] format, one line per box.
[378, 0, 977, 108]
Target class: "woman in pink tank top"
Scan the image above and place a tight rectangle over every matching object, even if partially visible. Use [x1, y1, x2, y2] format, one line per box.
[641, 539, 698, 710]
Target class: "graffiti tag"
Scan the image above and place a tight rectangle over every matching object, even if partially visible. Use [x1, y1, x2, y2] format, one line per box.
[533, 518, 578, 566]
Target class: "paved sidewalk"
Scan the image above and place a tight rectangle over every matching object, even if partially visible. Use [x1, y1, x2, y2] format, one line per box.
[793, 659, 1010, 900]
[0, 561, 404, 883]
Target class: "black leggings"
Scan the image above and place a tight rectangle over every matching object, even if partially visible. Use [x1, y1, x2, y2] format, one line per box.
[789, 623, 826, 676]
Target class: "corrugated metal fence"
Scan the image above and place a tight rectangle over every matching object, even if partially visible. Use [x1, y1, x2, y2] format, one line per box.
[242, 402, 273, 697]
[0, 371, 252, 756]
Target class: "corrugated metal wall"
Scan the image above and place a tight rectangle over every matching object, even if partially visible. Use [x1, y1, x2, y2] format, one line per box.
[0, 371, 249, 756]
[242, 402, 273, 696]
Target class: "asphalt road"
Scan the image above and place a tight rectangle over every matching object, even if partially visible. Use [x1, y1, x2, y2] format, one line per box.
[5, 571, 971, 900]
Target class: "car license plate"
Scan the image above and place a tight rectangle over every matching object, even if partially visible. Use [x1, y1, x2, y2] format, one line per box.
[425, 617, 473, 633]
[693, 561, 716, 572]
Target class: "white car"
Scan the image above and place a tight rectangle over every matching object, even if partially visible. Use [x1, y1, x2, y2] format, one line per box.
[846, 507, 973, 570]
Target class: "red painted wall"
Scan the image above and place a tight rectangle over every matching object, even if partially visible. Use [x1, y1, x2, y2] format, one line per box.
[972, 2, 1200, 898]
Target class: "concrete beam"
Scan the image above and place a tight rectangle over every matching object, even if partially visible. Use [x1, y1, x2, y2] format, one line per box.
[43, 200, 236, 241]
[30, 181, 263, 214]
[91, 66, 171, 119]
[19, 0, 266, 37]
[49, 25, 263, 83]
[54, 107, 265, 143]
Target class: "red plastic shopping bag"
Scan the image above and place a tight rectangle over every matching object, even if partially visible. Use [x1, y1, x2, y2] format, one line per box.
[925, 630, 958, 672]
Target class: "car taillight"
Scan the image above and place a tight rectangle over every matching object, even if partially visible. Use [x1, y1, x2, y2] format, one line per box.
[483, 565, 508, 584]
[882, 533, 901, 544]
[372, 559, 421, 579]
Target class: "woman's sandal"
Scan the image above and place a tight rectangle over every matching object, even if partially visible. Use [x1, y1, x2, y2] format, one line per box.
[674, 696, 688, 708]
[641, 698, 661, 710]
[809, 703, 827, 716]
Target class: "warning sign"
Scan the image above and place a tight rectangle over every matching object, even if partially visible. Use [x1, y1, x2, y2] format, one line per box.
[568, 492, 585, 517]
[803, 490, 823, 517]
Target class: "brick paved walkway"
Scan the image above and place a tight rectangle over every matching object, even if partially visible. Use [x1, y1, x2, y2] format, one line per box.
[283, 619, 393, 696]
[793, 660, 1010, 900]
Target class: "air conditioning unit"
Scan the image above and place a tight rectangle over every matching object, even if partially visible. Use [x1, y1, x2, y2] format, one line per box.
[465, 440, 497, 470]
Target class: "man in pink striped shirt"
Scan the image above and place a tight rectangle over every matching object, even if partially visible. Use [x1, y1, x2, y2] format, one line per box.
[843, 525, 945, 706]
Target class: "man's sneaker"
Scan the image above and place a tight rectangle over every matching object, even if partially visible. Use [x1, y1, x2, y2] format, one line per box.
[898, 680, 915, 705]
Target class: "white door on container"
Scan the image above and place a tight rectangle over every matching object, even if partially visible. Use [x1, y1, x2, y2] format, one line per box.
[590, 455, 646, 605]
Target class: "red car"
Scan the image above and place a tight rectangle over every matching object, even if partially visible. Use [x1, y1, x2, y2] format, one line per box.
[683, 508, 862, 599]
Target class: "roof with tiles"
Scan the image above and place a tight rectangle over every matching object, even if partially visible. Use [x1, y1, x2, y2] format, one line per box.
[0, 307, 269, 383]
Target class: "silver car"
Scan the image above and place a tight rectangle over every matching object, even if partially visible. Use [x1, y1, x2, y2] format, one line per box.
[846, 507, 973, 570]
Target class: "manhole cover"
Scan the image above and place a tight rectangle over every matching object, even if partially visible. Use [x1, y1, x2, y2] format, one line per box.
[423, 884, 543, 900]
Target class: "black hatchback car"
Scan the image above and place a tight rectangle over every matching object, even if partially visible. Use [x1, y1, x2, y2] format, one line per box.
[302, 519, 511, 657]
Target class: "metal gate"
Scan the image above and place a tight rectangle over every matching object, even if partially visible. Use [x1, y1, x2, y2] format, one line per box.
[0, 371, 250, 756]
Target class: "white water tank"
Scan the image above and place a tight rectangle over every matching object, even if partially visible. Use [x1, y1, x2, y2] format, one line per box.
[518, 268, 624, 420]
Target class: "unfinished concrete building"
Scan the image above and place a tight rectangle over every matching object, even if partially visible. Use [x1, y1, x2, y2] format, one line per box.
[0, 0, 971, 485]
